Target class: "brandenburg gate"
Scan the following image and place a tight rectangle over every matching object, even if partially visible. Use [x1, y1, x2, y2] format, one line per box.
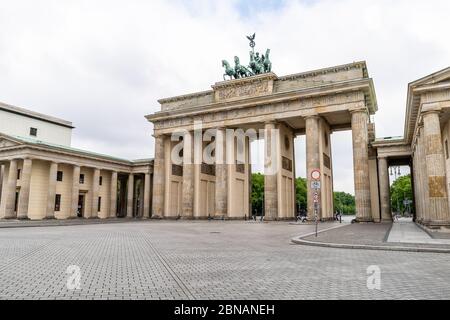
[146, 60, 379, 222]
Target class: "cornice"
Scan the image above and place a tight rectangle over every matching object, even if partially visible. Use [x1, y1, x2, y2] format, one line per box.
[146, 78, 374, 123]
[0, 144, 136, 167]
[278, 61, 368, 81]
[157, 90, 213, 104]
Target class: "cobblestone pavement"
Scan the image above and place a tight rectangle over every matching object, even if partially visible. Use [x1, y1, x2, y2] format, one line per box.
[1, 220, 450, 300]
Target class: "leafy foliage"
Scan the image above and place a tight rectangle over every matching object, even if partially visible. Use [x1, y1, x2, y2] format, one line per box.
[390, 174, 414, 213]
[333, 191, 355, 215]
[295, 177, 307, 212]
[251, 173, 355, 215]
[250, 173, 264, 215]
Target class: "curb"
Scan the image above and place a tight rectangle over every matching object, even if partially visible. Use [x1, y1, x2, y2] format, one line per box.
[291, 226, 450, 254]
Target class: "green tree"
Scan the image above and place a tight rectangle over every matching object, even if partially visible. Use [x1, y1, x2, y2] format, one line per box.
[251, 173, 264, 215]
[333, 191, 355, 215]
[295, 177, 307, 212]
[390, 174, 414, 214]
[251, 174, 356, 216]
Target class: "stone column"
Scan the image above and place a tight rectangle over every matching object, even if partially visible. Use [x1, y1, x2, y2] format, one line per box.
[152, 135, 165, 218]
[126, 173, 134, 218]
[0, 164, 7, 217]
[4, 159, 18, 219]
[413, 141, 422, 221]
[423, 111, 450, 225]
[215, 127, 228, 218]
[378, 157, 391, 222]
[305, 115, 320, 221]
[351, 109, 373, 222]
[0, 164, 4, 204]
[70, 165, 80, 218]
[110, 171, 118, 218]
[143, 173, 151, 218]
[17, 158, 32, 220]
[182, 131, 194, 218]
[419, 127, 429, 221]
[351, 109, 372, 222]
[264, 121, 278, 220]
[91, 168, 100, 218]
[46, 161, 58, 219]
[292, 132, 297, 219]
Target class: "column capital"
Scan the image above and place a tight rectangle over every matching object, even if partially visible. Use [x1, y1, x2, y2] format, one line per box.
[421, 102, 442, 114]
[349, 107, 368, 115]
[304, 114, 320, 120]
[422, 109, 441, 117]
[152, 133, 168, 139]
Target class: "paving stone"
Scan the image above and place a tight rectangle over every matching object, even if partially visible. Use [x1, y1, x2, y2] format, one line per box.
[0, 221, 449, 299]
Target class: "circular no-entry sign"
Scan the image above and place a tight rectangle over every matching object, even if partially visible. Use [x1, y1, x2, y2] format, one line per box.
[311, 169, 321, 180]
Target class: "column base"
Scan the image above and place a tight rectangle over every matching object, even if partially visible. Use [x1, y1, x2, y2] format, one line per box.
[3, 215, 17, 220]
[17, 216, 30, 220]
[150, 215, 163, 219]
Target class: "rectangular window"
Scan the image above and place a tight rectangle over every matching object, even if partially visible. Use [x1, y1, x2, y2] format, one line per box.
[99, 176, 103, 186]
[29, 127, 37, 137]
[57, 171, 63, 182]
[55, 194, 61, 211]
[446, 140, 449, 159]
[79, 174, 85, 184]
[98, 197, 101, 212]
[17, 169, 21, 180]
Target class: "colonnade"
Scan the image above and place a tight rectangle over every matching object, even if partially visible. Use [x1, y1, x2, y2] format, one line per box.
[0, 158, 151, 220]
[412, 110, 450, 225]
[151, 107, 372, 221]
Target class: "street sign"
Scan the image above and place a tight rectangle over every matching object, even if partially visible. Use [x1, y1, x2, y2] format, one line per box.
[313, 192, 319, 203]
[311, 181, 321, 189]
[311, 169, 321, 180]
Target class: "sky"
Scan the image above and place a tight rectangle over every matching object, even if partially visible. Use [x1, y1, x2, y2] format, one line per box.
[0, 0, 448, 194]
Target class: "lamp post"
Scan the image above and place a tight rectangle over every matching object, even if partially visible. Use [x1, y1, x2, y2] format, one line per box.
[389, 166, 401, 217]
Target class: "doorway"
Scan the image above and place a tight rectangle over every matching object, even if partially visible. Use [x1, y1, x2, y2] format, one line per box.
[388, 164, 414, 221]
[77, 194, 85, 218]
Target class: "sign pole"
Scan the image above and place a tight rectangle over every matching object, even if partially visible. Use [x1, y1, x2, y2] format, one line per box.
[315, 192, 318, 237]
[310, 169, 321, 238]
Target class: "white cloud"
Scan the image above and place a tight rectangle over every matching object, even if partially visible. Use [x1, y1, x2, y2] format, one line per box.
[0, 0, 449, 193]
